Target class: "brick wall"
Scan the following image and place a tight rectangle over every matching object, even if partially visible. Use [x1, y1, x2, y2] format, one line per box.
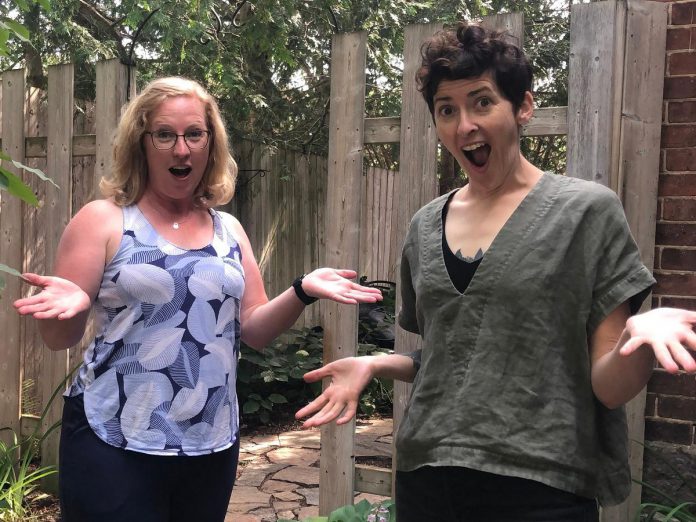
[647, 0, 696, 448]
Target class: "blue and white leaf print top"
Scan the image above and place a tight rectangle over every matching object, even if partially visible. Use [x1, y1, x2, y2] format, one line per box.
[67, 205, 244, 456]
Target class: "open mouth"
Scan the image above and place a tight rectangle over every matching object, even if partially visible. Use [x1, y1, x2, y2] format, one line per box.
[462, 143, 491, 168]
[169, 166, 192, 178]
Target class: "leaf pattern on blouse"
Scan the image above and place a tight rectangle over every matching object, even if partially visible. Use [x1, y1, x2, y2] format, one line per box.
[68, 206, 244, 456]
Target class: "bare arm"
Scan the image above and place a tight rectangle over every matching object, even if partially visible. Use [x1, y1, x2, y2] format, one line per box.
[591, 304, 696, 409]
[229, 216, 382, 350]
[296, 353, 417, 428]
[13, 200, 121, 350]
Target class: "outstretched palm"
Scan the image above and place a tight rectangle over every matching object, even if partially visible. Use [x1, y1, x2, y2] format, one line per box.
[301, 268, 382, 305]
[14, 273, 91, 320]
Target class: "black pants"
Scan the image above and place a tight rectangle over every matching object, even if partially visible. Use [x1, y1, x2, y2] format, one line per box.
[59, 395, 239, 522]
[395, 466, 599, 522]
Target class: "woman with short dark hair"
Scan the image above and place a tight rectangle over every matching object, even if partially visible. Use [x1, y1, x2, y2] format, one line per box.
[296, 23, 688, 521]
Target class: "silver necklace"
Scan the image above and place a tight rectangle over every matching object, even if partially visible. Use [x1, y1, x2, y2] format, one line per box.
[147, 200, 192, 230]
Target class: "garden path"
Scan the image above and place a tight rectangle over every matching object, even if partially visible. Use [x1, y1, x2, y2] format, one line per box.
[226, 418, 393, 521]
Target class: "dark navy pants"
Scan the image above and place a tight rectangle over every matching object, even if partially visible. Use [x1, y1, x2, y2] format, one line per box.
[395, 465, 599, 522]
[59, 395, 239, 522]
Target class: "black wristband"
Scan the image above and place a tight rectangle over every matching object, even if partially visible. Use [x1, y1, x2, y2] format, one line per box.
[292, 274, 318, 305]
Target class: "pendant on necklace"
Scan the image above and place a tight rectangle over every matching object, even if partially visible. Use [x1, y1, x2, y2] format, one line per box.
[173, 222, 180, 230]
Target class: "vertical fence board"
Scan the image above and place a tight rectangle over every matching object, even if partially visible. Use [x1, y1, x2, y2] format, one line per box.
[69, 100, 97, 375]
[22, 88, 48, 423]
[602, 2, 667, 521]
[95, 60, 135, 194]
[481, 12, 525, 48]
[362, 168, 374, 279]
[0, 70, 26, 438]
[567, 1, 626, 187]
[40, 64, 74, 491]
[384, 169, 395, 281]
[391, 23, 442, 491]
[320, 31, 367, 514]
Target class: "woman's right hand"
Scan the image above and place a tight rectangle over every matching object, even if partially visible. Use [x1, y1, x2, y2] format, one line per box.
[13, 273, 92, 320]
[296, 356, 375, 428]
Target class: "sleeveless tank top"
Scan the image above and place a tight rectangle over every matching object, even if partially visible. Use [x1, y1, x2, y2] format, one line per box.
[67, 205, 245, 456]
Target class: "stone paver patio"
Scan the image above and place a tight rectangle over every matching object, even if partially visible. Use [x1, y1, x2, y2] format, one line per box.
[226, 418, 392, 521]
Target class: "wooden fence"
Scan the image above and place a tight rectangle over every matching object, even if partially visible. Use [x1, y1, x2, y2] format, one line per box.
[227, 140, 397, 330]
[320, 3, 667, 521]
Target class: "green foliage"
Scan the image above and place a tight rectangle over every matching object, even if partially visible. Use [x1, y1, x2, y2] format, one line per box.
[238, 327, 324, 426]
[279, 498, 395, 522]
[5, 0, 570, 172]
[238, 320, 394, 427]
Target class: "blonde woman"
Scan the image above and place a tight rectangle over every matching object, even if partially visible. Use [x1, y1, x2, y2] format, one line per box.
[14, 77, 381, 522]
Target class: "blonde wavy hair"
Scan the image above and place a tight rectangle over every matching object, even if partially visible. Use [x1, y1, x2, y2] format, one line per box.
[100, 77, 237, 207]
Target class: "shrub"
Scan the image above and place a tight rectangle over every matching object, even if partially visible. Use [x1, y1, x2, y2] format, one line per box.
[238, 280, 397, 426]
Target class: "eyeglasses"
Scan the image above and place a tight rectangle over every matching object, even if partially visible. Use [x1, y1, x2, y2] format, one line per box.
[144, 129, 211, 150]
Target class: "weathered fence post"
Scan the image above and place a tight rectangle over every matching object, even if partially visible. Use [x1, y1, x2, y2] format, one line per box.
[319, 30, 367, 514]
[604, 1, 668, 521]
[389, 22, 442, 494]
[568, 2, 667, 520]
[0, 69, 26, 440]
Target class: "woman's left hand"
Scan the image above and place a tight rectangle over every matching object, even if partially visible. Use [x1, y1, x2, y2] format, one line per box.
[620, 307, 696, 373]
[301, 269, 382, 304]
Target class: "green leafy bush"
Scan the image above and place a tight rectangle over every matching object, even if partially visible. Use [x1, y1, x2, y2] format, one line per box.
[278, 498, 395, 522]
[238, 327, 325, 426]
[238, 280, 397, 426]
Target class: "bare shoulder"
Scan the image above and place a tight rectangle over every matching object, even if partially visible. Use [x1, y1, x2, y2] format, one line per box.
[74, 198, 122, 222]
[61, 199, 123, 264]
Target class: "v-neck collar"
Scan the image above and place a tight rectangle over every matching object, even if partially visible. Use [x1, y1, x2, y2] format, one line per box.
[433, 172, 552, 298]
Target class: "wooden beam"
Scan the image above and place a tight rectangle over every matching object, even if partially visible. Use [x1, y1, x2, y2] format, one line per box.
[0, 69, 26, 441]
[521, 107, 568, 137]
[354, 465, 392, 497]
[601, 2, 667, 521]
[21, 134, 96, 157]
[364, 107, 568, 144]
[319, 30, 367, 515]
[364, 117, 401, 144]
[40, 63, 74, 493]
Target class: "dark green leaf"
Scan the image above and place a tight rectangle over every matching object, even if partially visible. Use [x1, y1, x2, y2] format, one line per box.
[0, 168, 38, 206]
[268, 393, 288, 404]
[242, 400, 260, 414]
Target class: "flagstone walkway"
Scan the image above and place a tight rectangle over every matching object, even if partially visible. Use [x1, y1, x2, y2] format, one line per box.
[225, 418, 393, 522]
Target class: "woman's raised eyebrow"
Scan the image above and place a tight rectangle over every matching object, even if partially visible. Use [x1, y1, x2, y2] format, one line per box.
[467, 86, 493, 98]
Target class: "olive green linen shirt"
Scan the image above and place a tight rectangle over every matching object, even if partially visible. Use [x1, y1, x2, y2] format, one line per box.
[396, 173, 655, 506]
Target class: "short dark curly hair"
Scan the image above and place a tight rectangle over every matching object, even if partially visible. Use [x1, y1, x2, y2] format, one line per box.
[417, 22, 533, 115]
